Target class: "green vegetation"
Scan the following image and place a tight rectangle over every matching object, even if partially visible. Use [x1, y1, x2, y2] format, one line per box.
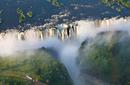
[0, 50, 73, 85]
[17, 8, 33, 23]
[17, 8, 26, 23]
[27, 11, 33, 18]
[101, 0, 130, 12]
[47, 0, 63, 7]
[79, 31, 130, 85]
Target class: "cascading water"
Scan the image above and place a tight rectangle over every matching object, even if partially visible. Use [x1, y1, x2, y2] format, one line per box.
[0, 17, 130, 85]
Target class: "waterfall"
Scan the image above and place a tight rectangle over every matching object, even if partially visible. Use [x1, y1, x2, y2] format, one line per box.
[0, 17, 130, 85]
[0, 23, 78, 41]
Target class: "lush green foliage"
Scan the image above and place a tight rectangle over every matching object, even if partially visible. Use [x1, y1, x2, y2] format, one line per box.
[79, 31, 130, 85]
[17, 8, 26, 23]
[0, 50, 73, 85]
[27, 11, 33, 18]
[47, 0, 63, 7]
[17, 8, 33, 23]
[101, 0, 130, 12]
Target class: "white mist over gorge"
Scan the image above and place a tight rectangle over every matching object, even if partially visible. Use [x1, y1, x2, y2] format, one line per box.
[0, 17, 130, 85]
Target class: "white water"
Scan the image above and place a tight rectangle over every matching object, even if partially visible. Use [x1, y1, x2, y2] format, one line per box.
[60, 43, 84, 85]
[0, 17, 130, 85]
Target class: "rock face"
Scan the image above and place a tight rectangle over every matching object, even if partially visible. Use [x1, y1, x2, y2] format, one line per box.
[78, 31, 130, 85]
[0, 50, 73, 85]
